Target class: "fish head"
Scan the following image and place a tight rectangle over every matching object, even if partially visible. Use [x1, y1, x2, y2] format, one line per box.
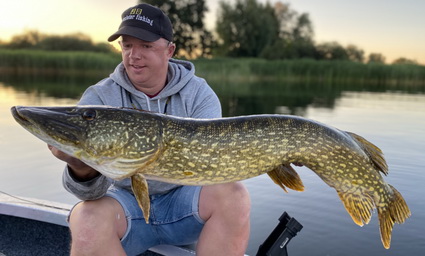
[11, 105, 162, 175]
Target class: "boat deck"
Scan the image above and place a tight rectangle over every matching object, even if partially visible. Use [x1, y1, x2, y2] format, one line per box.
[0, 193, 194, 256]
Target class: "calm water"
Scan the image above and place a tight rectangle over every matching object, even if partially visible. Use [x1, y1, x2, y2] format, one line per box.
[0, 76, 424, 255]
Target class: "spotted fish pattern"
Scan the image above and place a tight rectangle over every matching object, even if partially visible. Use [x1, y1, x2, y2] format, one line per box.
[11, 105, 410, 248]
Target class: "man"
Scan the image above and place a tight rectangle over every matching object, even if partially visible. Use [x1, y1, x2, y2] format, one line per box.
[49, 3, 251, 256]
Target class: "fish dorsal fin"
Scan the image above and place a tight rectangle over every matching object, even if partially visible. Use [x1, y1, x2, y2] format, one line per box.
[131, 173, 151, 223]
[347, 132, 388, 175]
[267, 164, 305, 192]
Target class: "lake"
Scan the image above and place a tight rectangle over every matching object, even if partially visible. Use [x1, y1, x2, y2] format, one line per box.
[0, 74, 424, 255]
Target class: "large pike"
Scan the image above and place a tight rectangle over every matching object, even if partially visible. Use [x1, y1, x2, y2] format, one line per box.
[11, 105, 410, 248]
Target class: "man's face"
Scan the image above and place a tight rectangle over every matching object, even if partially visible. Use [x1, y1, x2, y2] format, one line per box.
[119, 35, 175, 90]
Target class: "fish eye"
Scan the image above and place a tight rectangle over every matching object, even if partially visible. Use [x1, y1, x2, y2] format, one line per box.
[82, 109, 96, 121]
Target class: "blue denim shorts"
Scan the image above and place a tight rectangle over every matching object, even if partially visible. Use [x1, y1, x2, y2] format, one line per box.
[105, 185, 205, 255]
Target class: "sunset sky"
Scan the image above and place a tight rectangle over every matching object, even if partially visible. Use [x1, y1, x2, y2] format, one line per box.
[1, 0, 424, 64]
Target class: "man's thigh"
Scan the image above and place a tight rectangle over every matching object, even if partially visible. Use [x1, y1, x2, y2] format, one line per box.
[105, 185, 204, 255]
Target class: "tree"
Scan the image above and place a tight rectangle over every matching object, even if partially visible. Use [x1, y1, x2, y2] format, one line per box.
[216, 0, 315, 59]
[2, 30, 116, 53]
[392, 57, 418, 65]
[315, 42, 348, 60]
[6, 30, 44, 49]
[215, 0, 279, 57]
[143, 0, 214, 58]
[346, 44, 364, 62]
[367, 53, 386, 64]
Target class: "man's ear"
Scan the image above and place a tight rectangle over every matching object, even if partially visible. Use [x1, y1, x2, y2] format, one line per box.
[167, 42, 176, 57]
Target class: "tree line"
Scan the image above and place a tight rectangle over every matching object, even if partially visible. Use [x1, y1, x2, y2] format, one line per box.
[0, 0, 419, 65]
[144, 0, 418, 65]
[0, 30, 116, 53]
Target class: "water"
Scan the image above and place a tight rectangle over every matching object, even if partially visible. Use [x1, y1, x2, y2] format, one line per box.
[0, 77, 424, 255]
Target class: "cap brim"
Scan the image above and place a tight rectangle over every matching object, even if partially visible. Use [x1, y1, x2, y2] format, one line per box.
[108, 26, 161, 42]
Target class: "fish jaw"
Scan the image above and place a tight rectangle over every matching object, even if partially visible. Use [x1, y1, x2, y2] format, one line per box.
[11, 106, 82, 155]
[11, 105, 164, 181]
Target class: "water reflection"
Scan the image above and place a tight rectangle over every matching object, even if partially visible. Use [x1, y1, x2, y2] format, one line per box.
[208, 79, 425, 116]
[2, 73, 425, 117]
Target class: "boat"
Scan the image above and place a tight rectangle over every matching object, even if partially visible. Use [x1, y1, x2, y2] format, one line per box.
[0, 192, 302, 256]
[0, 192, 195, 256]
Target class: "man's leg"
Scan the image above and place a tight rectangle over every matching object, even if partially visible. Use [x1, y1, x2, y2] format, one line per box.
[68, 197, 127, 256]
[197, 182, 251, 256]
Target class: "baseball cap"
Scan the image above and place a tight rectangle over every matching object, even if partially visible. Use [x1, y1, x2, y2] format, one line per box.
[108, 3, 173, 42]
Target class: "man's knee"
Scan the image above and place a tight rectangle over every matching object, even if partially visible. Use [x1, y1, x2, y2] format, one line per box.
[200, 182, 251, 222]
[225, 182, 251, 220]
[69, 197, 127, 242]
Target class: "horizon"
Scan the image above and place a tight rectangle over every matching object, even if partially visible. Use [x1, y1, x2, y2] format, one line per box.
[1, 0, 424, 64]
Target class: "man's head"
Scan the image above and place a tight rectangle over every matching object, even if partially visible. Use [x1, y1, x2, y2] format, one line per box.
[109, 4, 175, 93]
[108, 3, 173, 43]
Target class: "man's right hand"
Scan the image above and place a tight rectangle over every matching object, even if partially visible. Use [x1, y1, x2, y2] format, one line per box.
[48, 144, 100, 181]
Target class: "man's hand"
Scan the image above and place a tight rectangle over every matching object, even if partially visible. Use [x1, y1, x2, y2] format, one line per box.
[48, 144, 100, 181]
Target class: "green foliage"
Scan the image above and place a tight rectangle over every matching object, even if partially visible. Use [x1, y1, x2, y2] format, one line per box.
[192, 58, 425, 86]
[143, 0, 214, 58]
[315, 42, 349, 60]
[216, 0, 318, 59]
[0, 30, 116, 53]
[0, 49, 121, 76]
[0, 1, 420, 64]
[368, 53, 386, 64]
[216, 0, 279, 57]
[392, 57, 418, 65]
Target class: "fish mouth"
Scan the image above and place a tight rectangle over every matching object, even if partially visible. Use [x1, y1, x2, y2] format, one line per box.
[11, 106, 34, 127]
[11, 106, 82, 145]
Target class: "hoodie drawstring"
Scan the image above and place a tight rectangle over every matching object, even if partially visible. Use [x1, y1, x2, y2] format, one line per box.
[128, 91, 170, 114]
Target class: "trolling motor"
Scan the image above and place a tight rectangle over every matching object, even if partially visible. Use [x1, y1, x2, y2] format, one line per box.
[256, 212, 303, 256]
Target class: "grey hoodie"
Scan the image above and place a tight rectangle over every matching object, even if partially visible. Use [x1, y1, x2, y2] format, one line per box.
[63, 59, 222, 200]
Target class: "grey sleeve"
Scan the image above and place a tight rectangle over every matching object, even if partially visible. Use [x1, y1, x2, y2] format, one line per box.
[62, 166, 112, 200]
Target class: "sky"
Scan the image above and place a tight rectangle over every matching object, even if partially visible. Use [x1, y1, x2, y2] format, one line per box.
[1, 0, 424, 64]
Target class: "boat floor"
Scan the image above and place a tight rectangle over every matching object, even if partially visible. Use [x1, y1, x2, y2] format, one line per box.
[0, 193, 195, 256]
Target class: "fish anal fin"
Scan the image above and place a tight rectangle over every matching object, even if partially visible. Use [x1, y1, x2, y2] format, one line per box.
[377, 184, 411, 249]
[267, 164, 304, 192]
[337, 191, 374, 227]
[347, 132, 388, 175]
[131, 173, 151, 223]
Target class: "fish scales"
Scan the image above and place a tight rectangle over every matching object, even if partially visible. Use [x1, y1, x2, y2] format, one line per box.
[145, 115, 348, 184]
[10, 105, 410, 249]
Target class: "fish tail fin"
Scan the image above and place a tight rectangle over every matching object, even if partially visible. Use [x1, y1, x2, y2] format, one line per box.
[377, 184, 411, 249]
[131, 174, 151, 223]
[337, 191, 374, 227]
[347, 132, 388, 175]
[267, 164, 304, 192]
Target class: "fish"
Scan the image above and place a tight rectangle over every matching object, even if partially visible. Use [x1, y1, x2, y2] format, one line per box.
[11, 105, 410, 249]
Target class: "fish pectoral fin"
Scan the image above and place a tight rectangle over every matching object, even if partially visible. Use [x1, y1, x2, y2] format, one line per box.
[131, 174, 151, 223]
[377, 184, 411, 249]
[347, 132, 388, 175]
[337, 190, 375, 227]
[267, 164, 305, 192]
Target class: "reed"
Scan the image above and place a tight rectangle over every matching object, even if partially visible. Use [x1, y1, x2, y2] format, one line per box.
[0, 49, 121, 77]
[193, 58, 425, 86]
[1, 49, 424, 86]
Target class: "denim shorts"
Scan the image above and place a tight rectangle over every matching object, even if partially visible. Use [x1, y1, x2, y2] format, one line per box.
[105, 185, 205, 255]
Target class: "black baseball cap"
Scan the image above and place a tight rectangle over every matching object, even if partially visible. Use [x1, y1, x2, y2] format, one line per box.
[108, 3, 173, 42]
